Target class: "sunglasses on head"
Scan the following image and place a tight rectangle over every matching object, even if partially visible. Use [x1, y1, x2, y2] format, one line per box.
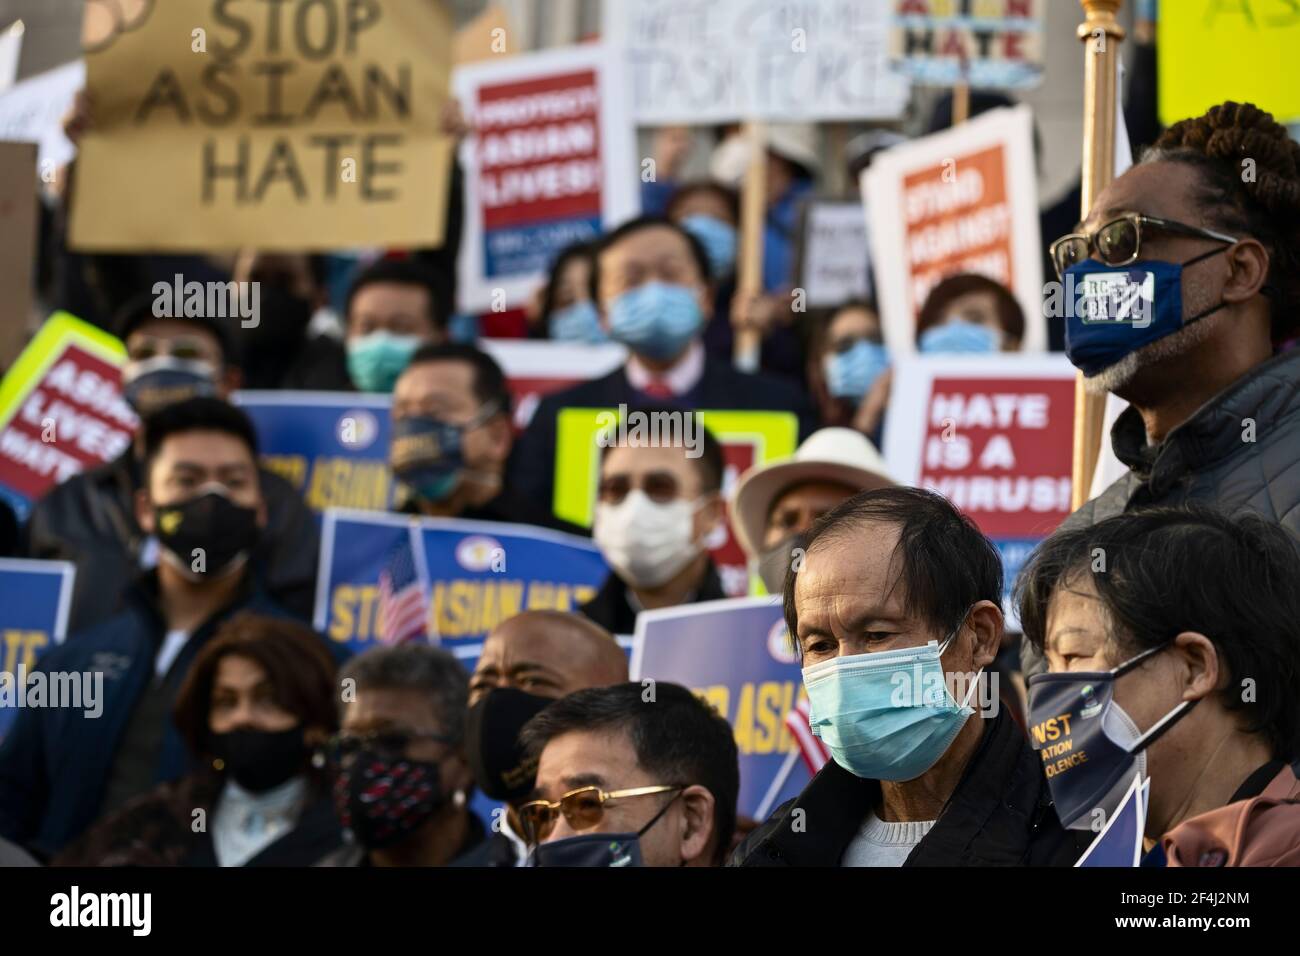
[517, 784, 684, 844]
[1049, 212, 1237, 281]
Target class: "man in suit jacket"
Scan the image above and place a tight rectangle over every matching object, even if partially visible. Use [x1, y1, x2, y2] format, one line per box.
[511, 215, 814, 520]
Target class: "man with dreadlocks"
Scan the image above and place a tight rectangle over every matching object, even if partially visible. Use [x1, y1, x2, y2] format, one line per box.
[1023, 101, 1300, 678]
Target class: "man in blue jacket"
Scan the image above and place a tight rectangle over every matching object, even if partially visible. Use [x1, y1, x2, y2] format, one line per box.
[0, 397, 309, 860]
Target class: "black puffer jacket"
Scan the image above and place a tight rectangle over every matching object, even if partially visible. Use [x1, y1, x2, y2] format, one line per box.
[1023, 347, 1300, 676]
[729, 709, 1088, 867]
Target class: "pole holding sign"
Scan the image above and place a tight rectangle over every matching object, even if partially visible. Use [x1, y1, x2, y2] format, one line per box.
[734, 121, 767, 372]
[1071, 0, 1124, 511]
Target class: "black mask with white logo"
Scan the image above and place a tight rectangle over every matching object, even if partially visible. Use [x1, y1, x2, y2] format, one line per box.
[153, 488, 259, 580]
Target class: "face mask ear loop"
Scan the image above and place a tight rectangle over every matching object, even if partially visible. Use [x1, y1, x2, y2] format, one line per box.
[635, 788, 684, 839]
[939, 606, 984, 710]
[1123, 697, 1200, 756]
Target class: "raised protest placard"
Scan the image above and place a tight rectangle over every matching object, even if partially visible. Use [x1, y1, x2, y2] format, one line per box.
[0, 312, 136, 522]
[0, 142, 38, 367]
[605, 0, 909, 123]
[883, 354, 1076, 624]
[236, 391, 394, 514]
[796, 199, 873, 310]
[1076, 775, 1149, 868]
[70, 0, 456, 252]
[890, 0, 1045, 90]
[0, 557, 76, 743]
[0, 59, 82, 177]
[454, 44, 639, 313]
[631, 596, 811, 821]
[1159, 1, 1300, 126]
[313, 509, 609, 656]
[480, 339, 627, 430]
[864, 105, 1044, 355]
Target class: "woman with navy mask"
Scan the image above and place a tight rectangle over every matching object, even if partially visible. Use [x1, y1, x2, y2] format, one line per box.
[1016, 508, 1300, 866]
[915, 273, 1025, 354]
[811, 301, 891, 443]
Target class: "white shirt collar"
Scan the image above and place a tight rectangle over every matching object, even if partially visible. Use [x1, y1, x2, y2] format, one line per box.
[625, 340, 705, 397]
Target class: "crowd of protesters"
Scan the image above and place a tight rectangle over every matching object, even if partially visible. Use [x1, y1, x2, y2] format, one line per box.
[1, 8, 1300, 871]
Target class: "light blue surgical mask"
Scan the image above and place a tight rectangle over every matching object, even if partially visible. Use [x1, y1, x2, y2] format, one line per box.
[918, 320, 1001, 354]
[680, 214, 738, 279]
[347, 331, 423, 393]
[549, 301, 608, 344]
[607, 281, 704, 361]
[823, 339, 888, 401]
[802, 624, 982, 781]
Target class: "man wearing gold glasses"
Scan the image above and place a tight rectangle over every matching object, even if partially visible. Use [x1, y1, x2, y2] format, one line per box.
[517, 682, 739, 866]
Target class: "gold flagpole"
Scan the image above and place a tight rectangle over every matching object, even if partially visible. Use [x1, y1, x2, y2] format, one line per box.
[1071, 0, 1125, 510]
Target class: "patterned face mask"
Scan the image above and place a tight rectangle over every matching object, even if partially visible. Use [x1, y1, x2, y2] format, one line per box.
[333, 751, 446, 849]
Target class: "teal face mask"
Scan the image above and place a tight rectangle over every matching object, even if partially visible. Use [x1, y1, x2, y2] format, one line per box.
[802, 623, 982, 781]
[347, 332, 423, 393]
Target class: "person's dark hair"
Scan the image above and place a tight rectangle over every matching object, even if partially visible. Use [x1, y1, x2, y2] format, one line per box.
[173, 612, 338, 760]
[598, 406, 725, 494]
[404, 342, 512, 419]
[1015, 507, 1300, 760]
[915, 273, 1025, 345]
[589, 215, 712, 303]
[114, 293, 232, 364]
[539, 241, 596, 330]
[785, 487, 1003, 654]
[665, 180, 741, 226]
[141, 396, 258, 476]
[1142, 101, 1300, 342]
[520, 681, 739, 864]
[340, 645, 469, 745]
[344, 259, 446, 332]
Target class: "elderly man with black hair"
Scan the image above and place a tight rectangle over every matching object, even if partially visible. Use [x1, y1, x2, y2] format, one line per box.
[732, 487, 1085, 867]
[518, 681, 739, 867]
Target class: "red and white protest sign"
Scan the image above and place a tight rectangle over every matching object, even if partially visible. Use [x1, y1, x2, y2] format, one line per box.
[0, 313, 137, 519]
[480, 339, 628, 431]
[864, 105, 1044, 354]
[884, 354, 1075, 622]
[455, 45, 638, 313]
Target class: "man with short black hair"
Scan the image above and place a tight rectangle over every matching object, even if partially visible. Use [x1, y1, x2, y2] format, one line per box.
[732, 487, 1084, 867]
[343, 259, 449, 393]
[519, 681, 739, 866]
[511, 215, 813, 520]
[23, 304, 319, 631]
[0, 398, 312, 860]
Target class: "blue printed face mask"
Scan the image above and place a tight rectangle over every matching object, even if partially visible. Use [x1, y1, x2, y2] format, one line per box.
[823, 339, 888, 400]
[607, 282, 705, 361]
[680, 214, 738, 279]
[802, 621, 982, 781]
[390, 403, 498, 504]
[1063, 251, 1231, 377]
[918, 320, 1001, 354]
[347, 332, 423, 393]
[549, 301, 607, 344]
[122, 356, 219, 416]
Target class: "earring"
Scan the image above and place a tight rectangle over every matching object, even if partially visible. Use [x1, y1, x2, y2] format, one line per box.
[212, 757, 225, 772]
[453, 790, 467, 808]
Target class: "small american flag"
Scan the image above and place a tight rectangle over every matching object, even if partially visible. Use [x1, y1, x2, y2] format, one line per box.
[785, 697, 830, 776]
[378, 531, 429, 645]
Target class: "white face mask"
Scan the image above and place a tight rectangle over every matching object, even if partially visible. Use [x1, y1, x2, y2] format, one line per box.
[592, 490, 709, 589]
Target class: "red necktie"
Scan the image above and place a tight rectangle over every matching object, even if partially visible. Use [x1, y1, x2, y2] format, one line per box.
[641, 379, 674, 399]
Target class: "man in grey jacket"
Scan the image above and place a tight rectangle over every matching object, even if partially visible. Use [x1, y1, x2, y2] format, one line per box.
[1026, 101, 1300, 677]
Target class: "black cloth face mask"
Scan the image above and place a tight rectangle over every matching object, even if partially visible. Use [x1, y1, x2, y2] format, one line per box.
[531, 790, 682, 868]
[210, 726, 308, 793]
[152, 487, 259, 580]
[465, 687, 553, 803]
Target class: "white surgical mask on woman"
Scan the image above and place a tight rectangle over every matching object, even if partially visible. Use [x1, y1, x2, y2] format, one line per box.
[592, 489, 709, 589]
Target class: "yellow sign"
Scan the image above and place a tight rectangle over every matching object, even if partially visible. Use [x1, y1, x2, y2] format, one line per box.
[1158, 2, 1300, 126]
[70, 0, 455, 252]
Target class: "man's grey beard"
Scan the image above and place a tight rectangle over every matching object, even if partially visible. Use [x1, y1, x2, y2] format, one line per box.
[1083, 309, 1221, 396]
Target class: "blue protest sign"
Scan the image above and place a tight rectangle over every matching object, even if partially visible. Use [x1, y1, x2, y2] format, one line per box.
[313, 509, 609, 656]
[1077, 774, 1149, 868]
[0, 558, 76, 742]
[234, 391, 394, 515]
[631, 596, 812, 822]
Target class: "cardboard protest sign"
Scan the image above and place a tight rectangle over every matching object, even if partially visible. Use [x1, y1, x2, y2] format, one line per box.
[631, 596, 811, 821]
[313, 509, 608, 655]
[864, 105, 1044, 354]
[70, 0, 456, 252]
[795, 199, 872, 310]
[890, 0, 1045, 90]
[480, 339, 627, 430]
[0, 59, 82, 176]
[552, 408, 800, 597]
[883, 354, 1076, 624]
[454, 44, 638, 313]
[454, 5, 516, 65]
[1159, 1, 1300, 126]
[235, 391, 394, 514]
[605, 0, 909, 124]
[0, 312, 136, 522]
[0, 142, 38, 367]
[0, 558, 76, 743]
